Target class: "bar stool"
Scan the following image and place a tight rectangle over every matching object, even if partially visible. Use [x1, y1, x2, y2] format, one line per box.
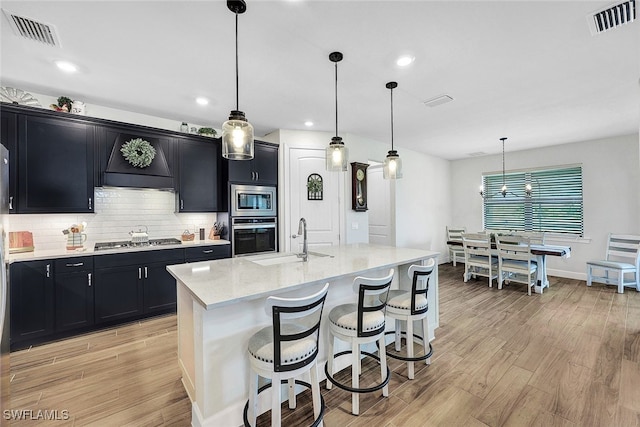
[325, 269, 394, 416]
[244, 283, 329, 427]
[384, 261, 434, 380]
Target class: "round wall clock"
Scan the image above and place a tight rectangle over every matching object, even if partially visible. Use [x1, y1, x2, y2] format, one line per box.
[0, 87, 41, 106]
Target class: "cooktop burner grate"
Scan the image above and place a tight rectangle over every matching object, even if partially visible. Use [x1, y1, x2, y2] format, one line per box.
[94, 238, 182, 251]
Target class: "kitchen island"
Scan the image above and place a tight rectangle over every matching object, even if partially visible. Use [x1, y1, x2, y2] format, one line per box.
[167, 243, 440, 427]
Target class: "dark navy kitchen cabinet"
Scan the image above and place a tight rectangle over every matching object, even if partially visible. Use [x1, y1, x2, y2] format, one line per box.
[10, 260, 54, 346]
[94, 249, 184, 323]
[17, 113, 94, 213]
[143, 250, 184, 314]
[177, 138, 222, 212]
[54, 257, 94, 332]
[228, 141, 278, 185]
[184, 245, 231, 262]
[1, 111, 17, 212]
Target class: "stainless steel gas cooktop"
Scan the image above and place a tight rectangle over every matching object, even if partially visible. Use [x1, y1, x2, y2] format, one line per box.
[94, 238, 182, 251]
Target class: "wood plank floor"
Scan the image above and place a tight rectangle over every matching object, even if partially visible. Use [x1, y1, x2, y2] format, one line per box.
[9, 263, 640, 426]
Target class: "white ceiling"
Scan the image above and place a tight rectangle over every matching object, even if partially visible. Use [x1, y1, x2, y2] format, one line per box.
[1, 0, 638, 160]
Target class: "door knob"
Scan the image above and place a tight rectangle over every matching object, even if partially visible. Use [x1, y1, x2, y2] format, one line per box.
[291, 234, 298, 238]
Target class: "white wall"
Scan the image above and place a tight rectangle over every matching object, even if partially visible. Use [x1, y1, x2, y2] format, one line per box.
[451, 133, 640, 280]
[270, 129, 450, 261]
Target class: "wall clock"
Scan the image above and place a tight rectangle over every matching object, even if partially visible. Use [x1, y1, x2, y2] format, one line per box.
[351, 162, 369, 211]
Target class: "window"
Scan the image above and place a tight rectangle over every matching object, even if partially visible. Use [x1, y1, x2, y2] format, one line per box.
[482, 165, 583, 236]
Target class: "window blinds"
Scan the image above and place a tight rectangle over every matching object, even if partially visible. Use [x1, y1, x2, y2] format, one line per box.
[482, 166, 583, 236]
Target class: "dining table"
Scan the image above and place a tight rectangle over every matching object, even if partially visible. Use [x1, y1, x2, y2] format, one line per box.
[447, 239, 571, 294]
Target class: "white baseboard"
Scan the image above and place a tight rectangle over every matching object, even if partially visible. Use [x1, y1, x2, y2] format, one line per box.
[547, 268, 586, 281]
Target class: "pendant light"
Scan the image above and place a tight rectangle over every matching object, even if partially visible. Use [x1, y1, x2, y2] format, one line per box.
[479, 137, 532, 198]
[383, 81, 403, 179]
[326, 51, 348, 171]
[222, 0, 254, 160]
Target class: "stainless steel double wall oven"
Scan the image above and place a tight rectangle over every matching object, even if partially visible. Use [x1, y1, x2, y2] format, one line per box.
[230, 184, 277, 256]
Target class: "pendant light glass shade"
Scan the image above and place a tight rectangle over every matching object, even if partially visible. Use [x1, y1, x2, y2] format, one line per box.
[383, 150, 403, 179]
[222, 110, 254, 160]
[326, 51, 348, 172]
[326, 136, 348, 171]
[383, 81, 402, 179]
[222, 1, 254, 160]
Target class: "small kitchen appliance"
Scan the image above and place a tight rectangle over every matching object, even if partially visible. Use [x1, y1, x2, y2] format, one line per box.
[129, 225, 149, 244]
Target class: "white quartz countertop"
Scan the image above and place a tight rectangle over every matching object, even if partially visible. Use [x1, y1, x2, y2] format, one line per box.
[9, 239, 230, 263]
[167, 244, 440, 310]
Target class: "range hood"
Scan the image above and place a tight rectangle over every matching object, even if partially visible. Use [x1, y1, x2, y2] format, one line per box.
[103, 132, 174, 189]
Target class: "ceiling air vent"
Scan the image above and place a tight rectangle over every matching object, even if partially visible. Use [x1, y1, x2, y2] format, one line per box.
[2, 9, 60, 47]
[424, 95, 454, 108]
[587, 0, 636, 35]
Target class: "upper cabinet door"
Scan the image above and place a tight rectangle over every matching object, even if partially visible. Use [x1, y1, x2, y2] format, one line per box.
[252, 143, 278, 185]
[228, 141, 278, 185]
[17, 114, 94, 213]
[1, 111, 17, 212]
[177, 138, 221, 212]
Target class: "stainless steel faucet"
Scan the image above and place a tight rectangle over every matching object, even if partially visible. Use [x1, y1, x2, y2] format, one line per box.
[296, 217, 308, 261]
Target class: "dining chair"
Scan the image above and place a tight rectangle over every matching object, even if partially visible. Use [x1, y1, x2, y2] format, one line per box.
[461, 232, 498, 287]
[446, 226, 466, 266]
[495, 235, 537, 295]
[586, 233, 640, 294]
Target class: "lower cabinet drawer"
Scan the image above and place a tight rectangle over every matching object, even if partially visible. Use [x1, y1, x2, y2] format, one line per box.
[185, 245, 231, 262]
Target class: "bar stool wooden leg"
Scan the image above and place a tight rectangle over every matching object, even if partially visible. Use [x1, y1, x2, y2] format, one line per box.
[248, 372, 259, 427]
[406, 319, 415, 380]
[271, 374, 281, 427]
[310, 362, 323, 427]
[379, 336, 389, 397]
[326, 335, 334, 390]
[288, 378, 295, 409]
[423, 316, 431, 365]
[352, 341, 359, 415]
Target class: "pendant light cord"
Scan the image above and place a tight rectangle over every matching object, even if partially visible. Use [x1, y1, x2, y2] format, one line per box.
[235, 12, 239, 111]
[501, 138, 506, 187]
[334, 61, 339, 137]
[390, 86, 394, 151]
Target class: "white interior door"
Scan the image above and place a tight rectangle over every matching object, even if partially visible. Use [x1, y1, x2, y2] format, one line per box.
[368, 163, 394, 245]
[288, 147, 341, 251]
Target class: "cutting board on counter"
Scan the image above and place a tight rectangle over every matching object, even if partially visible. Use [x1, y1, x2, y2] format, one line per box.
[9, 231, 34, 253]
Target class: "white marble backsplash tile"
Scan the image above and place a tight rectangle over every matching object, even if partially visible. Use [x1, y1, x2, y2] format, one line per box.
[9, 188, 219, 251]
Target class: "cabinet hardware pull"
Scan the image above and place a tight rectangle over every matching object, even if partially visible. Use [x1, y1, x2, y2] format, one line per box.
[202, 250, 213, 254]
[138, 267, 142, 280]
[8, 196, 13, 210]
[88, 273, 92, 287]
[88, 197, 92, 210]
[180, 199, 184, 210]
[66, 262, 84, 267]
[46, 264, 51, 278]
[255, 172, 259, 180]
[144, 266, 148, 279]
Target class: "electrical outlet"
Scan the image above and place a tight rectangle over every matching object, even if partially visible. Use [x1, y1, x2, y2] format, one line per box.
[351, 222, 359, 230]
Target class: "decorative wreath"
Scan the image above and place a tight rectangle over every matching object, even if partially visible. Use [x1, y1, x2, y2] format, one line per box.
[120, 138, 156, 168]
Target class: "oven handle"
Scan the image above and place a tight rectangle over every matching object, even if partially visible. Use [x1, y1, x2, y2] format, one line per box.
[233, 224, 277, 230]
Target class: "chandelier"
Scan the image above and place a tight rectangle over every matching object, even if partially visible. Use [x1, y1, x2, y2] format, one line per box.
[479, 137, 532, 198]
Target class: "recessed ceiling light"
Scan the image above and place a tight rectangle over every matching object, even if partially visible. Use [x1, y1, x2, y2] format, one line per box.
[196, 97, 209, 106]
[396, 55, 415, 67]
[304, 121, 314, 127]
[55, 60, 77, 73]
